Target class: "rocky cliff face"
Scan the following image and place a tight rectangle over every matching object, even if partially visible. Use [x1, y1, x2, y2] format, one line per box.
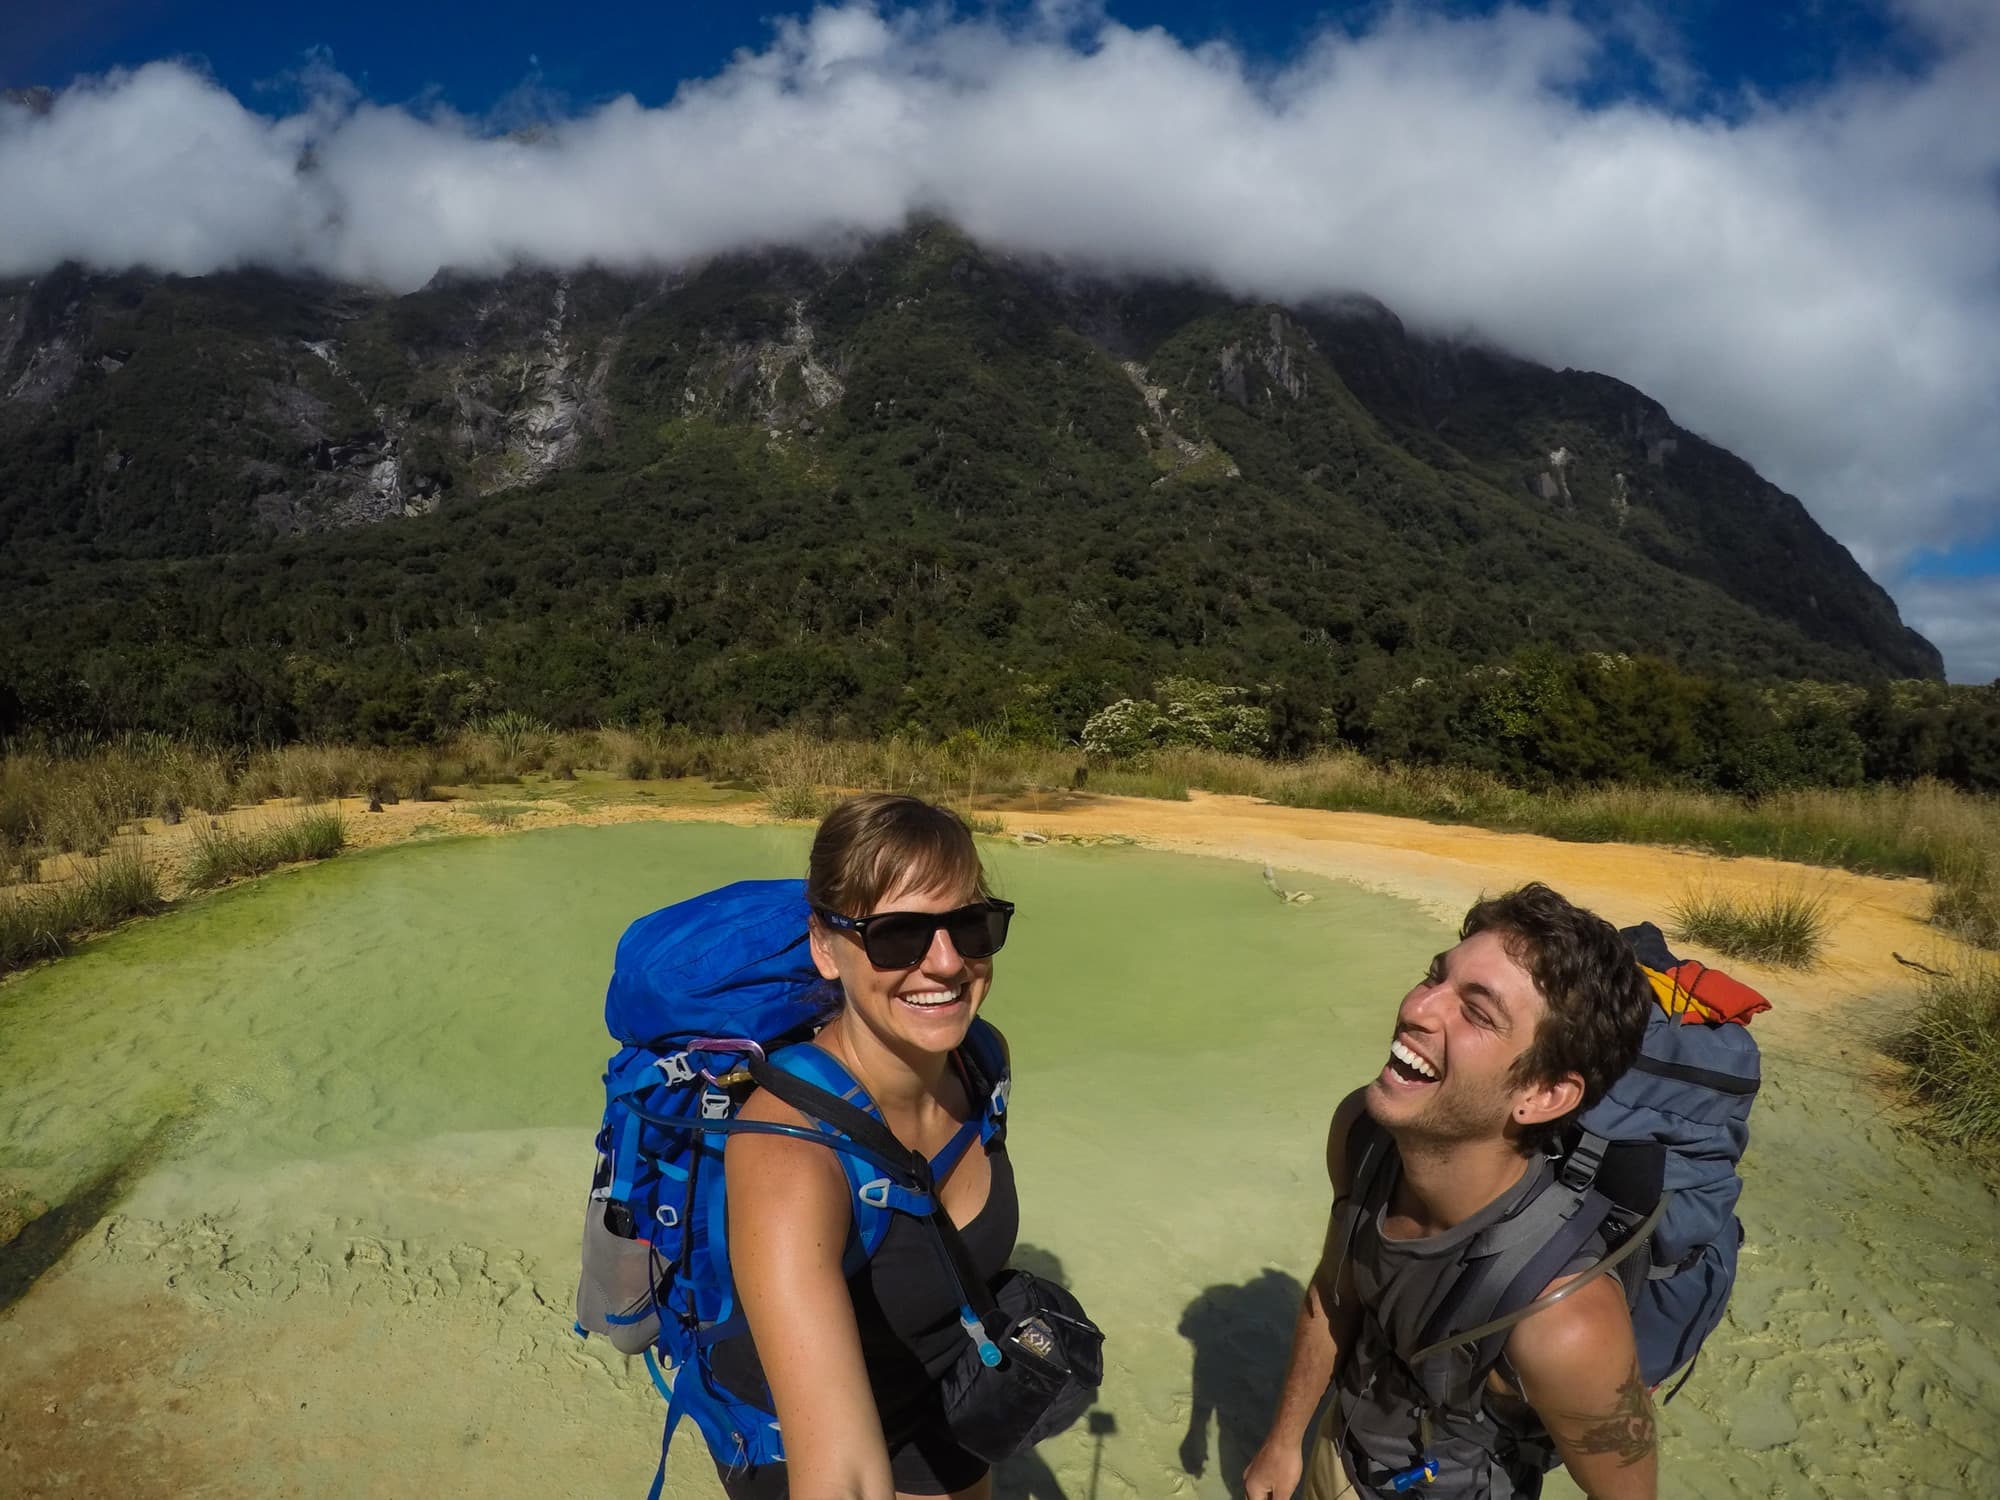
[0, 265, 639, 545]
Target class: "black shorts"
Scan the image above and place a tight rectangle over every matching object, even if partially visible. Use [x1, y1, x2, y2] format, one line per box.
[717, 1422, 987, 1498]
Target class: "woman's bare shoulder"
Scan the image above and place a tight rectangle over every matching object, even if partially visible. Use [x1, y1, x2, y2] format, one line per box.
[726, 1085, 849, 1203]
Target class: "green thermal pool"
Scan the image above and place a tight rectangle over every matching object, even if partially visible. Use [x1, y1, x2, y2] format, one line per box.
[1, 822, 1996, 1498]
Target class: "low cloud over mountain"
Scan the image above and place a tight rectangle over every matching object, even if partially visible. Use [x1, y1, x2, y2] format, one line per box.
[3, 2, 1997, 676]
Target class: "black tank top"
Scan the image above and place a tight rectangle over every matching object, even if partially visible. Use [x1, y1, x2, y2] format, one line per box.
[853, 1142, 1019, 1439]
[711, 1141, 1020, 1443]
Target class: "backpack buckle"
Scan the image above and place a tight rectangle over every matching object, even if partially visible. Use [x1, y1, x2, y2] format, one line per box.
[858, 1178, 893, 1210]
[700, 1089, 731, 1121]
[658, 1053, 697, 1086]
[1559, 1131, 1607, 1194]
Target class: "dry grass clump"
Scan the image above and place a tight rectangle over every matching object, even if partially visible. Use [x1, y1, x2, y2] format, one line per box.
[1929, 844, 2000, 950]
[1888, 959, 2000, 1146]
[183, 807, 347, 891]
[757, 733, 842, 820]
[0, 852, 165, 976]
[1668, 881, 1833, 969]
[470, 801, 529, 828]
[240, 743, 422, 802]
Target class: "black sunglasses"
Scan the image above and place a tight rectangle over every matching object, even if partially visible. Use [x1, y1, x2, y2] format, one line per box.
[815, 899, 1016, 970]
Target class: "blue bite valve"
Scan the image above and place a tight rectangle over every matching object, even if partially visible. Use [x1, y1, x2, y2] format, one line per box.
[960, 1310, 1003, 1367]
[1388, 1459, 1440, 1491]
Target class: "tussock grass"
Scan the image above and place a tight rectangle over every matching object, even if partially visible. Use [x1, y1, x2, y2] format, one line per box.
[755, 733, 843, 821]
[470, 801, 527, 828]
[6, 730, 1999, 953]
[1261, 754, 1999, 948]
[1888, 960, 2000, 1147]
[764, 782, 839, 820]
[184, 808, 347, 890]
[1930, 846, 2000, 950]
[0, 852, 165, 976]
[1668, 882, 1833, 969]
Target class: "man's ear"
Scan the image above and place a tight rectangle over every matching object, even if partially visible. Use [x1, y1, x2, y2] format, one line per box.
[807, 914, 842, 982]
[1514, 1070, 1585, 1130]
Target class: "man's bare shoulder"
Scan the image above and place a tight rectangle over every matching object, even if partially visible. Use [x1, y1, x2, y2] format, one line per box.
[1504, 1272, 1632, 1408]
[1506, 1274, 1657, 1493]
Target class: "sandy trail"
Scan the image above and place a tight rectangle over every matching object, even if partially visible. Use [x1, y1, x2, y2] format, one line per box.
[2, 790, 1995, 1499]
[982, 789, 1948, 1013]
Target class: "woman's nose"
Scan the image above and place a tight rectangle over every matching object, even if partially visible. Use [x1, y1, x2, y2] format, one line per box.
[921, 923, 966, 974]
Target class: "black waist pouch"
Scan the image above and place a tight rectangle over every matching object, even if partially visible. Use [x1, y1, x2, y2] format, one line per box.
[939, 1268, 1105, 1462]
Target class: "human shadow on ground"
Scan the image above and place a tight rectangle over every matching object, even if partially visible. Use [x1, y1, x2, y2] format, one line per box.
[992, 1244, 1119, 1500]
[0, 1114, 186, 1315]
[1176, 1268, 1307, 1499]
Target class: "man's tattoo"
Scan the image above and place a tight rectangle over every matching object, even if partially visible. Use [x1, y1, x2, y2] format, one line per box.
[1559, 1361, 1656, 1467]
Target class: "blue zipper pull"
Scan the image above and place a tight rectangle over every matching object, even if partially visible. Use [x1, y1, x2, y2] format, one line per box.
[1388, 1457, 1440, 1491]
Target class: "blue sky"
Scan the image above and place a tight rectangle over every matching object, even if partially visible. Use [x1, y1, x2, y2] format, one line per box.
[5, 2, 1996, 680]
[5, 1, 1928, 120]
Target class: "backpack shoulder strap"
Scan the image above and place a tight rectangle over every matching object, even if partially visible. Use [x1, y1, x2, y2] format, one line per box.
[1342, 1109, 1396, 1208]
[1407, 1140, 1632, 1410]
[957, 1017, 1011, 1144]
[754, 1045, 934, 1263]
[1325, 1109, 1396, 1318]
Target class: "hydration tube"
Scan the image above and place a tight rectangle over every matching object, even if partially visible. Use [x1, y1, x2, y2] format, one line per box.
[1403, 1193, 1669, 1367]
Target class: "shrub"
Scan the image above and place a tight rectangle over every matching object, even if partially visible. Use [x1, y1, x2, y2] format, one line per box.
[1080, 678, 1271, 761]
[1888, 961, 2000, 1146]
[477, 710, 554, 763]
[1668, 882, 1832, 969]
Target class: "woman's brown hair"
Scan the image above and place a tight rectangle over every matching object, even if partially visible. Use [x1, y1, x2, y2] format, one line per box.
[806, 793, 991, 916]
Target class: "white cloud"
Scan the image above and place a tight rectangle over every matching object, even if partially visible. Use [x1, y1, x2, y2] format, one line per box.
[2, 3, 1997, 675]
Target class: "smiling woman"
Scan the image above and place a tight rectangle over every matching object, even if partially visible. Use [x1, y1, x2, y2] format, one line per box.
[715, 794, 1024, 1500]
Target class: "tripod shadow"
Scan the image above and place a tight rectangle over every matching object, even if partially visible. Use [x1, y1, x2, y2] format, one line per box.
[1176, 1268, 1306, 1499]
[991, 1243, 1113, 1500]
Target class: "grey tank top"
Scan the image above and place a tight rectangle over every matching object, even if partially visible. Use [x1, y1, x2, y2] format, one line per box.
[1329, 1121, 1601, 1500]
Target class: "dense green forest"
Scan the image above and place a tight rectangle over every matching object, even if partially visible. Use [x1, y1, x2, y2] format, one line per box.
[4, 225, 1979, 791]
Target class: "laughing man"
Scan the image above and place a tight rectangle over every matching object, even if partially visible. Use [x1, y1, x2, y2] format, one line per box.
[1245, 883, 1657, 1500]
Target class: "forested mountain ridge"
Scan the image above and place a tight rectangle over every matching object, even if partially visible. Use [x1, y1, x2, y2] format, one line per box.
[0, 225, 1942, 744]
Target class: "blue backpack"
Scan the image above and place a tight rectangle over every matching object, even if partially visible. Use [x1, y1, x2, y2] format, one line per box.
[574, 879, 1011, 1496]
[1346, 921, 1760, 1414]
[1586, 921, 1759, 1386]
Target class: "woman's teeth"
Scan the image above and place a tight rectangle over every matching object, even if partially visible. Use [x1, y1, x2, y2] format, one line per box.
[899, 986, 964, 1008]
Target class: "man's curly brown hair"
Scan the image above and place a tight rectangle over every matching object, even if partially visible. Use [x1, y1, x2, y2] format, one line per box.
[1461, 882, 1652, 1155]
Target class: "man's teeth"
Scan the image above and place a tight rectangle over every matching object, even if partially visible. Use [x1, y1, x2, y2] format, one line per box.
[1391, 1038, 1438, 1080]
[900, 986, 964, 1008]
